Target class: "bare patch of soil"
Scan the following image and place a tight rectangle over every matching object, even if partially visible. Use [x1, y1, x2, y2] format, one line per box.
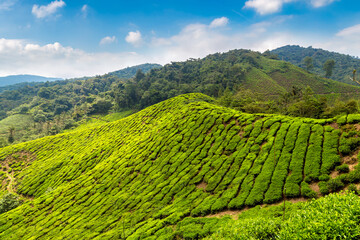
[238, 130, 245, 138]
[260, 141, 268, 150]
[328, 122, 339, 130]
[196, 181, 207, 190]
[3, 151, 36, 164]
[309, 182, 320, 195]
[342, 150, 359, 171]
[287, 197, 308, 204]
[343, 156, 358, 165]
[355, 124, 360, 132]
[0, 151, 37, 193]
[203, 197, 310, 220]
[204, 210, 244, 220]
[330, 171, 339, 179]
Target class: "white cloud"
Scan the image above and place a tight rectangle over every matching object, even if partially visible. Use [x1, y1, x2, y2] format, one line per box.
[336, 24, 360, 37]
[315, 24, 360, 57]
[125, 31, 142, 47]
[244, 0, 294, 15]
[0, 38, 147, 78]
[99, 36, 117, 45]
[244, 0, 337, 15]
[310, 0, 336, 8]
[149, 20, 302, 64]
[209, 17, 229, 28]
[5, 18, 360, 80]
[81, 4, 88, 17]
[0, 20, 301, 79]
[32, 0, 66, 19]
[0, 0, 16, 10]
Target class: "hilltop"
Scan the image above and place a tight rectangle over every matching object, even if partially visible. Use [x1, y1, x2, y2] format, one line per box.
[1, 93, 360, 239]
[108, 63, 162, 79]
[271, 45, 360, 86]
[112, 49, 360, 110]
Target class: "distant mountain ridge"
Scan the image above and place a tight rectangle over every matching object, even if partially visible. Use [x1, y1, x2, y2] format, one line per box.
[0, 63, 163, 93]
[271, 45, 360, 86]
[0, 74, 63, 87]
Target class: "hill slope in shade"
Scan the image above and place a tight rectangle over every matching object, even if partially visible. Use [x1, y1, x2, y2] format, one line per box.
[0, 93, 360, 239]
[0, 74, 63, 87]
[135, 49, 360, 105]
[271, 45, 360, 86]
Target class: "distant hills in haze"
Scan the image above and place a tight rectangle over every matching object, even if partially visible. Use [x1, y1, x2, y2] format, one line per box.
[0, 63, 163, 92]
[271, 45, 360, 86]
[0, 74, 63, 87]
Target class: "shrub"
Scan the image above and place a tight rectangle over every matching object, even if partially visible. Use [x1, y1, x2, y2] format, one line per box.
[318, 181, 329, 195]
[348, 184, 358, 193]
[318, 174, 330, 181]
[327, 179, 344, 192]
[300, 182, 317, 199]
[336, 164, 350, 173]
[0, 193, 22, 214]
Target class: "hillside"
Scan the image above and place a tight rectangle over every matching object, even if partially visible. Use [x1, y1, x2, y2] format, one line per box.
[2, 49, 359, 148]
[0, 75, 62, 87]
[1, 93, 360, 239]
[271, 45, 360, 86]
[112, 49, 360, 111]
[108, 63, 162, 79]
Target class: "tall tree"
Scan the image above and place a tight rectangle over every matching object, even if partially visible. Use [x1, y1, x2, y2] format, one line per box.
[303, 56, 314, 72]
[8, 127, 15, 144]
[323, 59, 335, 78]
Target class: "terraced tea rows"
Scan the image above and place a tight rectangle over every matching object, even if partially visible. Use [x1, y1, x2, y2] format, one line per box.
[0, 93, 359, 239]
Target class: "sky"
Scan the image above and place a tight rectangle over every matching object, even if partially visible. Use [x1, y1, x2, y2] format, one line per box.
[1, 0, 360, 78]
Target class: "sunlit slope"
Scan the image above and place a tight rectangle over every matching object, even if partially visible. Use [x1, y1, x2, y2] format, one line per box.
[242, 55, 360, 96]
[0, 93, 360, 239]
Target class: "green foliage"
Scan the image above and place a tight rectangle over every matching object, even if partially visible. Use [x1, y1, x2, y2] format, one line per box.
[336, 164, 350, 173]
[0, 193, 22, 214]
[272, 45, 360, 86]
[327, 178, 345, 192]
[0, 93, 358, 239]
[303, 56, 314, 72]
[323, 59, 336, 78]
[348, 184, 358, 193]
[300, 182, 317, 198]
[206, 192, 360, 240]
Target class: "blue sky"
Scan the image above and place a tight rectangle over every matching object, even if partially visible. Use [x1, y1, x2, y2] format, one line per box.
[1, 0, 360, 78]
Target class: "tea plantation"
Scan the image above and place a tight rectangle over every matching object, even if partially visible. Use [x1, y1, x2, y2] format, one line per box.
[0, 93, 360, 239]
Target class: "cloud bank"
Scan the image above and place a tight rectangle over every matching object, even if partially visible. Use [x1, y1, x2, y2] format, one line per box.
[244, 0, 337, 15]
[0, 38, 145, 78]
[1, 17, 359, 79]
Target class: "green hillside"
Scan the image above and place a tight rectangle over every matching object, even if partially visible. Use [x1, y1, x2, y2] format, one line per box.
[112, 49, 360, 111]
[108, 63, 162, 79]
[1, 93, 360, 239]
[271, 45, 360, 86]
[241, 53, 360, 95]
[0, 50, 347, 147]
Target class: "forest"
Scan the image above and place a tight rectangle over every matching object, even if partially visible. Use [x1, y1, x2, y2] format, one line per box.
[1, 49, 360, 148]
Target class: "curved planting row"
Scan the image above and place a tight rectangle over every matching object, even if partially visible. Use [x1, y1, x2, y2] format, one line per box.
[0, 93, 358, 239]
